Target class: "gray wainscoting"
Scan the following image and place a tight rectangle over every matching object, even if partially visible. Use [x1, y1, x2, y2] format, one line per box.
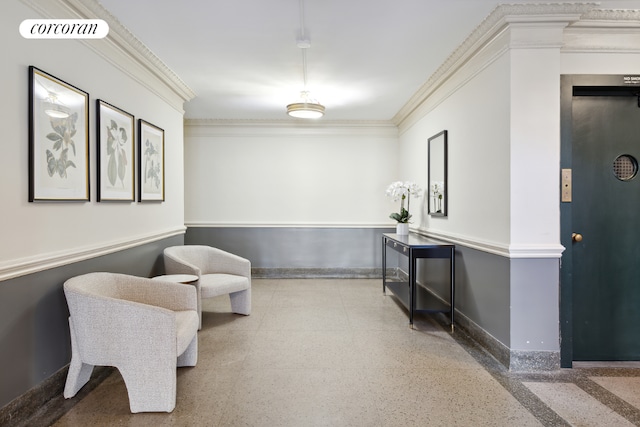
[189, 226, 558, 371]
[0, 234, 183, 420]
[433, 245, 510, 348]
[185, 227, 396, 278]
[413, 244, 559, 371]
[411, 244, 510, 356]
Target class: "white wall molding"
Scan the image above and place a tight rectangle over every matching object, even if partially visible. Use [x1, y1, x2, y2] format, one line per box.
[186, 118, 395, 127]
[396, 30, 511, 134]
[508, 243, 566, 259]
[185, 223, 565, 259]
[415, 228, 510, 257]
[580, 9, 640, 21]
[185, 119, 398, 138]
[563, 10, 640, 53]
[19, 0, 196, 112]
[186, 222, 393, 229]
[506, 22, 568, 49]
[0, 226, 186, 282]
[393, 3, 596, 129]
[415, 228, 565, 259]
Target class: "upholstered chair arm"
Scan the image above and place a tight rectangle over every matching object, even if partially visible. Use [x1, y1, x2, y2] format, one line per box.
[164, 252, 201, 277]
[117, 279, 197, 312]
[204, 247, 251, 278]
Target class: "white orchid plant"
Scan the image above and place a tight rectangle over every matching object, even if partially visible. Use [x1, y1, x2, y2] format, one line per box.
[386, 181, 422, 223]
[430, 181, 444, 213]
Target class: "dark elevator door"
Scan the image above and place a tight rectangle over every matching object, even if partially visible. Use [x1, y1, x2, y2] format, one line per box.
[572, 90, 640, 361]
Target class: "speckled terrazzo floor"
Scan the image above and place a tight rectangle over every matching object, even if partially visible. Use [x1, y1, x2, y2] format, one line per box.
[44, 279, 640, 426]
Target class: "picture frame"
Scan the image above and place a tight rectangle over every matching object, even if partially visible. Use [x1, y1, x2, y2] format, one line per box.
[97, 100, 135, 201]
[29, 66, 89, 201]
[428, 130, 448, 217]
[138, 119, 165, 202]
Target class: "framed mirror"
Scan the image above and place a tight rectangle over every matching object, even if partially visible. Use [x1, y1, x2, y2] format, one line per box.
[428, 130, 447, 216]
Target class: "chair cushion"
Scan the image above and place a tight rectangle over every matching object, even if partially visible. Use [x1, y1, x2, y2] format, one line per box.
[199, 274, 249, 299]
[175, 310, 199, 355]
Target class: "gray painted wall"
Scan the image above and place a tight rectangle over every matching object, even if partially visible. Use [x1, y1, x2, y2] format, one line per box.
[510, 258, 560, 351]
[0, 235, 183, 409]
[415, 245, 511, 347]
[185, 227, 396, 272]
[187, 227, 512, 348]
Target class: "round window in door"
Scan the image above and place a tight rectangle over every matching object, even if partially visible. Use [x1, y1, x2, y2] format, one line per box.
[612, 154, 638, 181]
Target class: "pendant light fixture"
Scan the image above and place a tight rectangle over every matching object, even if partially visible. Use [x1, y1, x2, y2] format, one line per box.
[287, 0, 325, 119]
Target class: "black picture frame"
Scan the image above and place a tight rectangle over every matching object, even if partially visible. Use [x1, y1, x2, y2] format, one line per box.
[138, 119, 165, 202]
[29, 66, 89, 201]
[428, 130, 448, 216]
[97, 100, 135, 202]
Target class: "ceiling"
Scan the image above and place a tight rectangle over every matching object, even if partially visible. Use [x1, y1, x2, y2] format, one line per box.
[98, 0, 640, 122]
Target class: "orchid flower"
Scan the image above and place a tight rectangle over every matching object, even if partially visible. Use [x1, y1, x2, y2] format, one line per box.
[386, 181, 422, 223]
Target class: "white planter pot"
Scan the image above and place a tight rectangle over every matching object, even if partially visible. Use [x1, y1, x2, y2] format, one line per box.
[396, 223, 409, 235]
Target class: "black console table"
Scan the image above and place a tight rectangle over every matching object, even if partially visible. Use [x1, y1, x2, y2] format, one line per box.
[382, 233, 455, 330]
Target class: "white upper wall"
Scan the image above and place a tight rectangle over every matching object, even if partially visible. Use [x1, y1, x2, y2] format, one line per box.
[1, 0, 191, 280]
[400, 53, 512, 250]
[184, 122, 399, 227]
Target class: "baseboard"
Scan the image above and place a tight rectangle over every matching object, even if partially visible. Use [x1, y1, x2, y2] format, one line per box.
[394, 268, 560, 372]
[0, 365, 112, 427]
[251, 267, 384, 279]
[454, 311, 560, 371]
[509, 349, 560, 372]
[453, 311, 512, 368]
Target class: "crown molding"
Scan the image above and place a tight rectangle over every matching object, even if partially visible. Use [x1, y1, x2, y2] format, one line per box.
[580, 9, 640, 21]
[80, 0, 196, 101]
[185, 118, 399, 138]
[563, 9, 640, 53]
[19, 0, 196, 110]
[185, 118, 396, 128]
[392, 3, 598, 128]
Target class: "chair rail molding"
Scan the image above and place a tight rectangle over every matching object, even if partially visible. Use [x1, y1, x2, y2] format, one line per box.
[416, 228, 565, 259]
[0, 226, 186, 282]
[185, 221, 394, 229]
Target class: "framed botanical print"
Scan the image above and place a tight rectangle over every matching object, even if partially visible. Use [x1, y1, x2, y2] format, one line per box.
[138, 119, 164, 202]
[29, 66, 89, 201]
[97, 100, 135, 201]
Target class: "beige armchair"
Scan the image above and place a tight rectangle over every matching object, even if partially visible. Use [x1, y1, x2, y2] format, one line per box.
[63, 272, 199, 413]
[163, 245, 251, 328]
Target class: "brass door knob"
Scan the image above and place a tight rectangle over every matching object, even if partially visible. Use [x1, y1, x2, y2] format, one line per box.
[572, 233, 583, 242]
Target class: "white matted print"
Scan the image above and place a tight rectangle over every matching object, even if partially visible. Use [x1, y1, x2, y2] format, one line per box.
[138, 119, 164, 201]
[97, 100, 135, 201]
[29, 66, 89, 201]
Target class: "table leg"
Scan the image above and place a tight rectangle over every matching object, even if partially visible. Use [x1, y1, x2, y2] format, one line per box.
[382, 237, 387, 295]
[450, 246, 455, 330]
[409, 248, 415, 328]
